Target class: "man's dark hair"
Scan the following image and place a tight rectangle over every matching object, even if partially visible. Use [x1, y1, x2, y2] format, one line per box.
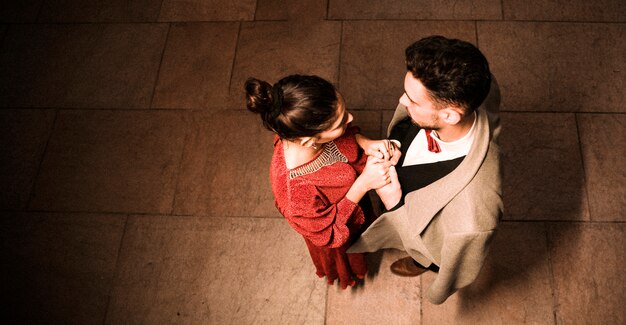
[405, 35, 491, 113]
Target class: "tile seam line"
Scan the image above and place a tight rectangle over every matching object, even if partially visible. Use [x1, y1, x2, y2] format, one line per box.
[34, 0, 45, 22]
[9, 209, 285, 219]
[149, 22, 171, 109]
[102, 214, 130, 325]
[24, 109, 59, 210]
[574, 114, 593, 221]
[337, 20, 344, 89]
[168, 110, 191, 215]
[329, 18, 626, 24]
[3, 107, 624, 115]
[544, 222, 559, 325]
[227, 22, 243, 99]
[17, 208, 194, 217]
[252, 0, 258, 21]
[156, 0, 165, 21]
[325, 0, 330, 20]
[502, 220, 626, 225]
[474, 20, 479, 47]
[324, 283, 329, 325]
[499, 111, 626, 115]
[3, 19, 626, 25]
[2, 21, 174, 26]
[0, 20, 280, 26]
[1, 107, 194, 112]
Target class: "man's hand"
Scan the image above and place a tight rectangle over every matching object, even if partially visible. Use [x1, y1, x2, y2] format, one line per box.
[376, 165, 402, 209]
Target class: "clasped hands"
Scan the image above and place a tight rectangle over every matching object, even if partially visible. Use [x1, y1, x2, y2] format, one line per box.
[361, 139, 403, 209]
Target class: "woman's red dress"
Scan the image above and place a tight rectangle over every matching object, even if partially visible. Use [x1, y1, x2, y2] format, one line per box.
[270, 127, 372, 289]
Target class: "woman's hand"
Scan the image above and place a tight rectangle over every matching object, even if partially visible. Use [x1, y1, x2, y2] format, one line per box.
[359, 156, 393, 190]
[362, 139, 394, 161]
[376, 165, 402, 209]
[346, 155, 392, 203]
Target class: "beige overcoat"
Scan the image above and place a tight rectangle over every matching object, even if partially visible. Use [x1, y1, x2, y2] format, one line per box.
[348, 80, 503, 304]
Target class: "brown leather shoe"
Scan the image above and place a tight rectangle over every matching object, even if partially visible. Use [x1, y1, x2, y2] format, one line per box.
[390, 257, 428, 277]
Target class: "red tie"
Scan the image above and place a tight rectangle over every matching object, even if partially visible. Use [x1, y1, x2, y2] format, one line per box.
[425, 130, 441, 153]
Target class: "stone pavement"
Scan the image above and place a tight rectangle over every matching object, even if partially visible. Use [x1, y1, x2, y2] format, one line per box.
[0, 1, 624, 324]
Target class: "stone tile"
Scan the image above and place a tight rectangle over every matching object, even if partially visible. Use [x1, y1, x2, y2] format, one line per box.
[229, 21, 341, 109]
[422, 222, 554, 324]
[0, 212, 126, 324]
[499, 113, 589, 221]
[159, 0, 256, 21]
[37, 0, 162, 22]
[106, 215, 326, 324]
[152, 22, 239, 109]
[173, 110, 278, 217]
[326, 249, 421, 324]
[548, 223, 626, 325]
[329, 0, 501, 20]
[350, 110, 382, 139]
[0, 109, 55, 210]
[577, 114, 626, 221]
[340, 21, 476, 110]
[28, 110, 187, 214]
[0, 0, 42, 23]
[503, 0, 626, 22]
[478, 22, 626, 112]
[0, 24, 168, 109]
[255, 0, 328, 21]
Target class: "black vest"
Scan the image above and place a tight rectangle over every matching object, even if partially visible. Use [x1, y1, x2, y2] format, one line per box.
[388, 118, 465, 209]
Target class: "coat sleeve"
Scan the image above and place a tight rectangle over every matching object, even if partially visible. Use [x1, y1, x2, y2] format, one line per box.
[283, 179, 364, 248]
[425, 229, 495, 304]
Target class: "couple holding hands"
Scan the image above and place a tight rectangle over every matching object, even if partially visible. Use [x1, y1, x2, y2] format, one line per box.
[245, 35, 502, 305]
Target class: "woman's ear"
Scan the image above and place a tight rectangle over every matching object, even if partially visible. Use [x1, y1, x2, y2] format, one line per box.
[299, 137, 316, 148]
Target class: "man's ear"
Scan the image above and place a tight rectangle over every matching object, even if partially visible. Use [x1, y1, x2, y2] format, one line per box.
[439, 107, 462, 125]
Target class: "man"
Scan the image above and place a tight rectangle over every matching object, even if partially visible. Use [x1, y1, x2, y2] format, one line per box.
[348, 35, 503, 304]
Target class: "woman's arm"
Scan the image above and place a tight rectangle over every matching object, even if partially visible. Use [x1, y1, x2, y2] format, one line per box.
[285, 156, 392, 248]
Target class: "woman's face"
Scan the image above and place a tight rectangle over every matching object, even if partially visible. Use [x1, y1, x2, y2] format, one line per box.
[314, 93, 353, 144]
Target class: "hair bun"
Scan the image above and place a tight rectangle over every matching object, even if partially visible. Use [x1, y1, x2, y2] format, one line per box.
[245, 78, 274, 114]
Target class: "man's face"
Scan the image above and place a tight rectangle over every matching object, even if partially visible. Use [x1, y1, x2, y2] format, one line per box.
[398, 72, 441, 130]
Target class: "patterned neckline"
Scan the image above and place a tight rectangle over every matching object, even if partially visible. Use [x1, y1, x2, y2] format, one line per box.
[289, 141, 348, 179]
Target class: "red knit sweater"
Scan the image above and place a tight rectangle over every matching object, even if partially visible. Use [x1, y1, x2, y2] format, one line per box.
[270, 127, 369, 288]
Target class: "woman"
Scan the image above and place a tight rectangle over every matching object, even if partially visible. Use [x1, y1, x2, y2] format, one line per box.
[245, 74, 399, 289]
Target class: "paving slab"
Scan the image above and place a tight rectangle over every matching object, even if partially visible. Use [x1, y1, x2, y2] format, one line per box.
[0, 212, 126, 324]
[29, 110, 187, 214]
[106, 215, 326, 324]
[152, 22, 239, 109]
[422, 222, 554, 324]
[548, 222, 626, 325]
[0, 109, 55, 210]
[577, 113, 626, 221]
[478, 22, 626, 112]
[0, 24, 168, 109]
[499, 112, 589, 221]
[159, 0, 256, 21]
